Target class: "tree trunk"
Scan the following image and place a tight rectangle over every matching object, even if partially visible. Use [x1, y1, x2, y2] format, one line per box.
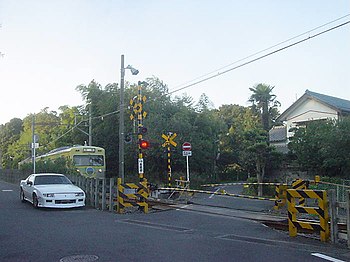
[257, 161, 266, 197]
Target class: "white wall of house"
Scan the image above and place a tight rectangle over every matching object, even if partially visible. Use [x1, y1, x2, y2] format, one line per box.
[285, 99, 338, 139]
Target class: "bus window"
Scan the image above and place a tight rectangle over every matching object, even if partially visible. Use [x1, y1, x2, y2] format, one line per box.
[73, 155, 104, 166]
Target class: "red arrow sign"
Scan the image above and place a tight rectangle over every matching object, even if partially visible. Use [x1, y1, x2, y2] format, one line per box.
[182, 142, 192, 151]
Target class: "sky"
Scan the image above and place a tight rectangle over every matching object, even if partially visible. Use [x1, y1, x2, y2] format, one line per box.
[0, 1, 349, 125]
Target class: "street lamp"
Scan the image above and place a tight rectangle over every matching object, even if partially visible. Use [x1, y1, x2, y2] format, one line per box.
[119, 54, 139, 183]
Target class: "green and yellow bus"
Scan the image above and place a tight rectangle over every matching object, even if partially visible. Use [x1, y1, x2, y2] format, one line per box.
[24, 145, 106, 178]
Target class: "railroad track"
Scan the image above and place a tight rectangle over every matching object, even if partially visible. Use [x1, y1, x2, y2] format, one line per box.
[149, 198, 347, 237]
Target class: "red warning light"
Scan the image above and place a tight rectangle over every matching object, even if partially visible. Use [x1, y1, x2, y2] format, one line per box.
[139, 140, 150, 149]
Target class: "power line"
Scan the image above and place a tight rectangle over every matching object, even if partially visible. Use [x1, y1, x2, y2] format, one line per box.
[166, 20, 350, 96]
[167, 14, 350, 92]
[64, 17, 350, 126]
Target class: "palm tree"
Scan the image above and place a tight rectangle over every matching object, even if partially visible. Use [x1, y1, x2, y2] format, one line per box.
[248, 84, 280, 131]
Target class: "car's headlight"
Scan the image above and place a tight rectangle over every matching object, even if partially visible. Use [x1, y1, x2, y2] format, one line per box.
[75, 192, 84, 197]
[43, 193, 55, 197]
[98, 169, 103, 173]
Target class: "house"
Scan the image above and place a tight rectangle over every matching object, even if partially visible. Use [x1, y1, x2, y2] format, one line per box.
[269, 90, 350, 153]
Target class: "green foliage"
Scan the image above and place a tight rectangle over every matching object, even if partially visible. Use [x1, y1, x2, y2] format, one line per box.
[1, 77, 284, 187]
[288, 117, 350, 177]
[242, 177, 276, 197]
[0, 118, 23, 168]
[248, 83, 280, 131]
[19, 157, 78, 175]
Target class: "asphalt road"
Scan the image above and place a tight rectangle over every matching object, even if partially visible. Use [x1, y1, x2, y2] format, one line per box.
[1, 180, 350, 262]
[189, 184, 275, 212]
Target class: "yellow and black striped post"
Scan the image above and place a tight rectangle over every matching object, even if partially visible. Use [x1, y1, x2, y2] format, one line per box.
[161, 132, 177, 187]
[287, 189, 329, 242]
[137, 84, 145, 181]
[167, 146, 171, 186]
[292, 179, 308, 206]
[130, 84, 148, 182]
[117, 178, 149, 214]
[274, 184, 288, 210]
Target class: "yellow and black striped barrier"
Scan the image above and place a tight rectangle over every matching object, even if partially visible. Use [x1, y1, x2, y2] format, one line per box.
[117, 178, 149, 214]
[274, 184, 288, 210]
[158, 187, 276, 201]
[291, 179, 309, 206]
[287, 189, 330, 242]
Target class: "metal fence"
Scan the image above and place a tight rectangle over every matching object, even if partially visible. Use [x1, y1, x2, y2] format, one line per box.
[0, 169, 116, 211]
[328, 189, 350, 247]
[316, 180, 350, 203]
[67, 174, 116, 211]
[0, 169, 28, 185]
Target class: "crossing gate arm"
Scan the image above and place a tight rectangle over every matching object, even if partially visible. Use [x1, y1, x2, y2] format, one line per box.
[158, 187, 276, 201]
[201, 182, 288, 187]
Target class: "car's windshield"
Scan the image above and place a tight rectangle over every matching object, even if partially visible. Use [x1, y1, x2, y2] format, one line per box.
[73, 155, 104, 166]
[34, 175, 72, 185]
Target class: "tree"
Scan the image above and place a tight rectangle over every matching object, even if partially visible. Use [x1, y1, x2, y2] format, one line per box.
[288, 117, 350, 177]
[0, 118, 23, 168]
[248, 83, 280, 131]
[216, 104, 260, 181]
[241, 128, 275, 196]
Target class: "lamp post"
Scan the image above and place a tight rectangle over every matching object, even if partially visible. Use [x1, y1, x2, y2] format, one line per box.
[119, 54, 138, 183]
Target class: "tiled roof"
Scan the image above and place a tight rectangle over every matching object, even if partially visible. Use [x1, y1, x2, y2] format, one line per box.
[305, 90, 350, 112]
[277, 90, 350, 122]
[269, 126, 287, 142]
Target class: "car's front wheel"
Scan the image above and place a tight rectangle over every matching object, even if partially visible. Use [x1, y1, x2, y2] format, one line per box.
[20, 189, 25, 203]
[32, 193, 39, 208]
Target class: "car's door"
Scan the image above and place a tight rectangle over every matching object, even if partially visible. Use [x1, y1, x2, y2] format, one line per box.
[23, 175, 35, 201]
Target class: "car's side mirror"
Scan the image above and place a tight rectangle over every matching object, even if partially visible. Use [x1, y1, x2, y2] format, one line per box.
[27, 181, 33, 186]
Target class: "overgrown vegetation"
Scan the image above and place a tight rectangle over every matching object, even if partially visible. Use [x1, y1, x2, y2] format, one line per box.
[2, 77, 348, 187]
[288, 118, 350, 178]
[19, 157, 78, 175]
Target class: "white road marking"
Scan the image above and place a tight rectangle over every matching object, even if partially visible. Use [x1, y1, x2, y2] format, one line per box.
[311, 253, 345, 262]
[209, 188, 221, 199]
[176, 204, 189, 210]
[2, 190, 13, 192]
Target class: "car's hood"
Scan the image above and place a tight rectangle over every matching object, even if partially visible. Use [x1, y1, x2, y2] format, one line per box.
[35, 184, 84, 194]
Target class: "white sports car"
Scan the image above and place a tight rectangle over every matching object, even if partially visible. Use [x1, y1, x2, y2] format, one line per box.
[20, 173, 85, 208]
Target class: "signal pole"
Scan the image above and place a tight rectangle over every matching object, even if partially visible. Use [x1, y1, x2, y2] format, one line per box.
[161, 132, 177, 186]
[32, 116, 36, 174]
[130, 82, 148, 181]
[119, 55, 126, 183]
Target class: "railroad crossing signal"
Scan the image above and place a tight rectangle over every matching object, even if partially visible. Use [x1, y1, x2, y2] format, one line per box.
[130, 96, 147, 120]
[129, 84, 148, 181]
[161, 132, 177, 186]
[162, 133, 177, 147]
[139, 139, 150, 149]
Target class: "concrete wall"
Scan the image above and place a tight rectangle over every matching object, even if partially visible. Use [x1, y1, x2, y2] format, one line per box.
[267, 164, 315, 184]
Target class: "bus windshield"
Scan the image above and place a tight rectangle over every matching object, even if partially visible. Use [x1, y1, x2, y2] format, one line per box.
[73, 155, 104, 166]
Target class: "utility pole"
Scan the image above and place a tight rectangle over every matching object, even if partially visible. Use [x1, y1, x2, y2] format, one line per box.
[119, 55, 125, 183]
[119, 55, 139, 183]
[32, 115, 36, 174]
[89, 105, 92, 146]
